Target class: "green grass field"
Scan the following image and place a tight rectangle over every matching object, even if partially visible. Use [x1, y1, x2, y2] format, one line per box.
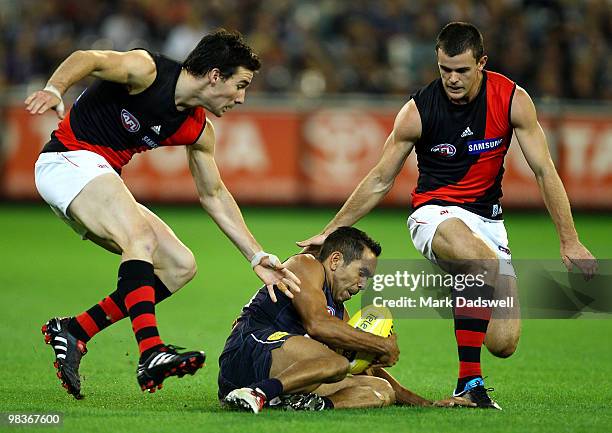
[0, 204, 610, 433]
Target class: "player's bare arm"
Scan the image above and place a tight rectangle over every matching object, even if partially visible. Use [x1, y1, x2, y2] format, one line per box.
[286, 255, 398, 366]
[187, 119, 301, 299]
[24, 49, 157, 119]
[298, 100, 420, 248]
[511, 86, 597, 279]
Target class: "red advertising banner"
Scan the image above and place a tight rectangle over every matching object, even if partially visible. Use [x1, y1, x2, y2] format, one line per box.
[556, 115, 611, 208]
[1, 104, 610, 209]
[300, 108, 416, 205]
[121, 111, 303, 203]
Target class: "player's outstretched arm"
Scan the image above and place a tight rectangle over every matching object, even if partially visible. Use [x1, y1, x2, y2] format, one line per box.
[297, 100, 420, 249]
[512, 86, 597, 279]
[187, 119, 301, 301]
[24, 49, 156, 119]
[286, 255, 399, 367]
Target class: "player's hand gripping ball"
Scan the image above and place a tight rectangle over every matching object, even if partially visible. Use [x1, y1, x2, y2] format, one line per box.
[340, 305, 394, 374]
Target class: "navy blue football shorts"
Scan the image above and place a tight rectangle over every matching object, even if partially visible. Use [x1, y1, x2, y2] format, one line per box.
[218, 320, 299, 399]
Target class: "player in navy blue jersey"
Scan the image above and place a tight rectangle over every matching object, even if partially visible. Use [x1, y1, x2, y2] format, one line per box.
[220, 227, 473, 413]
[26, 29, 300, 398]
[299, 22, 597, 410]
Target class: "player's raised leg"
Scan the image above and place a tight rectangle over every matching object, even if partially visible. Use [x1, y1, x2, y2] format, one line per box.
[66, 204, 199, 347]
[83, 204, 197, 292]
[48, 204, 200, 397]
[83, 204, 198, 292]
[42, 173, 204, 396]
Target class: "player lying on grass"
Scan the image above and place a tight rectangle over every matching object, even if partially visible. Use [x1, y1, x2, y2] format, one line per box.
[219, 227, 474, 413]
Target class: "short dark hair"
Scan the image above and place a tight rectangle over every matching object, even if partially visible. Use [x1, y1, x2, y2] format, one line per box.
[436, 22, 484, 60]
[319, 227, 382, 264]
[183, 29, 261, 78]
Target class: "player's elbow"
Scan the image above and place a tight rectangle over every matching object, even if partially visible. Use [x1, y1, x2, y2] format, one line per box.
[532, 158, 558, 181]
[304, 320, 336, 344]
[72, 50, 99, 68]
[369, 169, 394, 195]
[198, 187, 223, 213]
[71, 50, 86, 59]
[304, 321, 324, 340]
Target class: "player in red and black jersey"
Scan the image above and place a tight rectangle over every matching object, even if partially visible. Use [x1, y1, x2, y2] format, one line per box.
[26, 30, 300, 399]
[300, 22, 597, 409]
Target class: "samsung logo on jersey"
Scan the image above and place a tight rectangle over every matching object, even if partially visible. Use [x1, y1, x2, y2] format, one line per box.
[431, 143, 456, 157]
[120, 109, 140, 133]
[467, 137, 503, 154]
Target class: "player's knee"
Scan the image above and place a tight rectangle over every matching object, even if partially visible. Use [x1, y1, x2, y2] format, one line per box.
[464, 252, 498, 277]
[487, 335, 519, 358]
[326, 355, 350, 382]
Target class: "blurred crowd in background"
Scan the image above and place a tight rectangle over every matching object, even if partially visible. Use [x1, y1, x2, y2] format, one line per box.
[0, 0, 610, 100]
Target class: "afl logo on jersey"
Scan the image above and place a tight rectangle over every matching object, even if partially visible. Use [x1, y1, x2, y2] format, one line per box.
[326, 306, 336, 316]
[120, 109, 140, 133]
[431, 143, 456, 158]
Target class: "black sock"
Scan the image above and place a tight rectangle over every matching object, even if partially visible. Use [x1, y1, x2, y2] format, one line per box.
[153, 275, 173, 302]
[116, 260, 164, 362]
[452, 282, 494, 393]
[252, 378, 284, 400]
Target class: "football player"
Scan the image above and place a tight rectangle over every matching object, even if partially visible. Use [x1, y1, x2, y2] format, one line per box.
[219, 227, 473, 413]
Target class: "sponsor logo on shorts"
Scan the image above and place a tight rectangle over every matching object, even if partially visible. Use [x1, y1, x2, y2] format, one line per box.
[431, 143, 456, 157]
[267, 331, 290, 341]
[498, 245, 511, 255]
[440, 210, 449, 215]
[120, 109, 140, 132]
[467, 137, 503, 154]
[326, 306, 336, 316]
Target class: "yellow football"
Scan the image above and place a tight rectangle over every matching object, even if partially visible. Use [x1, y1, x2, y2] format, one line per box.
[341, 305, 394, 374]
